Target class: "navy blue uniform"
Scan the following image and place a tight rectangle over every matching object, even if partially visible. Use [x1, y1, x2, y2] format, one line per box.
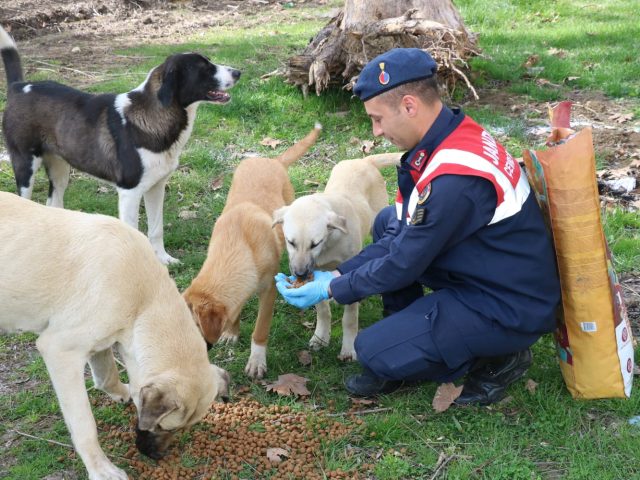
[329, 107, 561, 383]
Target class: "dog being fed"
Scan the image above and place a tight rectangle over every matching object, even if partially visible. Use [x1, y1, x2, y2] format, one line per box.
[0, 191, 230, 480]
[273, 153, 402, 361]
[0, 27, 240, 264]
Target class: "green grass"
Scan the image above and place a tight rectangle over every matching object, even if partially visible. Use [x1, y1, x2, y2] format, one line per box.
[1, 0, 639, 479]
[457, 0, 640, 99]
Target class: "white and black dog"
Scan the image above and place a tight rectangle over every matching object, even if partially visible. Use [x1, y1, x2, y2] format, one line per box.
[0, 27, 240, 264]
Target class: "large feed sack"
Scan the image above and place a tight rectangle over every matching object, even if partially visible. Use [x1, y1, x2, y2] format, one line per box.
[522, 104, 634, 399]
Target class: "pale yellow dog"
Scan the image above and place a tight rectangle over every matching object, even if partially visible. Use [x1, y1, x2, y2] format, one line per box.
[272, 152, 401, 360]
[0, 192, 229, 480]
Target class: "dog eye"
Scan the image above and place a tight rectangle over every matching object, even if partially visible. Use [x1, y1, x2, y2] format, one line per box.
[310, 240, 323, 249]
[286, 239, 296, 248]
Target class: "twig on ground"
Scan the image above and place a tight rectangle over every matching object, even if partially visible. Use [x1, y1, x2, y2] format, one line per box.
[30, 59, 98, 79]
[326, 407, 392, 417]
[11, 429, 73, 449]
[428, 452, 457, 480]
[621, 282, 640, 297]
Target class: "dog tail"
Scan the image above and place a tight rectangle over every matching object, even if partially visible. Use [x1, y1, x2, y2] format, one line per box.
[276, 122, 322, 168]
[0, 27, 23, 86]
[365, 152, 404, 170]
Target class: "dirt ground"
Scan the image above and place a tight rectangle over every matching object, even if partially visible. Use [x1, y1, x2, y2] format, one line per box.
[0, 1, 638, 476]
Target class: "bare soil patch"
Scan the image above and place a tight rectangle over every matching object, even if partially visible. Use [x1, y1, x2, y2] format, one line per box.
[0, 0, 330, 88]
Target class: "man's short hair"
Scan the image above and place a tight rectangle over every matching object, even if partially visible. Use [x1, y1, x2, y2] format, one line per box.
[377, 75, 441, 107]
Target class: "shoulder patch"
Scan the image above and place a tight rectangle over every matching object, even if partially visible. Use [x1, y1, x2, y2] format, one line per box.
[417, 182, 432, 205]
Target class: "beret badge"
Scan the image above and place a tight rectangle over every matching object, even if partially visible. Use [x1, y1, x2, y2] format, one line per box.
[378, 62, 390, 85]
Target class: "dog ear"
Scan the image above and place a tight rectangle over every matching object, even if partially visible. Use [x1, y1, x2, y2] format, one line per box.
[327, 211, 348, 233]
[272, 206, 287, 227]
[138, 383, 179, 431]
[194, 301, 226, 345]
[182, 293, 201, 329]
[157, 64, 178, 107]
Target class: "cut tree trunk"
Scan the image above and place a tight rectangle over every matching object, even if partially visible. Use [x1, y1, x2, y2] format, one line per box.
[284, 0, 480, 99]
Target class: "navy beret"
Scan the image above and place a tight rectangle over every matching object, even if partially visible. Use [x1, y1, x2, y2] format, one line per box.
[353, 48, 438, 101]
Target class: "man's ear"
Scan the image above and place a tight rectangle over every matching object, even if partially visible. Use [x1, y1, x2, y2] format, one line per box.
[401, 95, 419, 117]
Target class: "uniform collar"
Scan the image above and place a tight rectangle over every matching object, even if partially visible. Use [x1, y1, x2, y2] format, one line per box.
[402, 106, 464, 172]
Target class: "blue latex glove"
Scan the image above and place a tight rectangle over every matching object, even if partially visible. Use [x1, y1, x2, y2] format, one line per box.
[274, 270, 334, 309]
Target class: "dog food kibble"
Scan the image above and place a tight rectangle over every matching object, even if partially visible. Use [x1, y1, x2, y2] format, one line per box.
[287, 273, 314, 289]
[99, 397, 364, 479]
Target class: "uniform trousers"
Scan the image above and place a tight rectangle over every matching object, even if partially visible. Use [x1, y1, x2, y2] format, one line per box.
[355, 206, 540, 383]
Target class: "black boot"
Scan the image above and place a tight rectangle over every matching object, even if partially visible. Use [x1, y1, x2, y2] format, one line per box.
[455, 349, 532, 406]
[345, 369, 403, 397]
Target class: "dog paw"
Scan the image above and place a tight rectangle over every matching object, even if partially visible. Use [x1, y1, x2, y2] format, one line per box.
[156, 250, 180, 265]
[107, 383, 131, 403]
[87, 460, 129, 480]
[337, 349, 357, 362]
[219, 332, 239, 344]
[245, 358, 267, 379]
[309, 334, 330, 351]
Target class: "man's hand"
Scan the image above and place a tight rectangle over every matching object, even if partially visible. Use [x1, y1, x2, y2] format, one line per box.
[275, 270, 336, 309]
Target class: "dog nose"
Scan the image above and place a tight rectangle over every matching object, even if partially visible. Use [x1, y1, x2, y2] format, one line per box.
[232, 69, 241, 80]
[293, 268, 310, 279]
[135, 426, 165, 460]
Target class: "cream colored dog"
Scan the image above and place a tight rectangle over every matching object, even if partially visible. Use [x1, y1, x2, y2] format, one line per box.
[272, 152, 401, 360]
[0, 192, 230, 480]
[183, 124, 321, 379]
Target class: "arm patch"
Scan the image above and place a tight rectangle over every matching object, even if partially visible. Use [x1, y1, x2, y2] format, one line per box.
[410, 208, 426, 225]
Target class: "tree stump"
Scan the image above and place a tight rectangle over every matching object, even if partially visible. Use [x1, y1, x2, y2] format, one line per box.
[284, 0, 480, 99]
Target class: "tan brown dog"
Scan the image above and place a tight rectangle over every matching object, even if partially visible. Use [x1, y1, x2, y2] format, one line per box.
[272, 153, 401, 361]
[183, 124, 322, 379]
[0, 192, 230, 480]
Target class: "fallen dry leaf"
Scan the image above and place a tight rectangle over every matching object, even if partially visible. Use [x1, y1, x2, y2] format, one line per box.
[209, 175, 224, 191]
[178, 210, 197, 220]
[525, 378, 539, 394]
[608, 112, 634, 124]
[265, 373, 310, 397]
[547, 47, 567, 58]
[522, 54, 540, 68]
[266, 447, 289, 463]
[536, 78, 561, 88]
[432, 383, 463, 413]
[297, 350, 312, 366]
[350, 397, 378, 407]
[260, 137, 283, 149]
[563, 76, 580, 84]
[597, 161, 639, 182]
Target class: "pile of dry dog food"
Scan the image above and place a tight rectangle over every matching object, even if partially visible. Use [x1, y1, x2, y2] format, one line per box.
[99, 397, 373, 479]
